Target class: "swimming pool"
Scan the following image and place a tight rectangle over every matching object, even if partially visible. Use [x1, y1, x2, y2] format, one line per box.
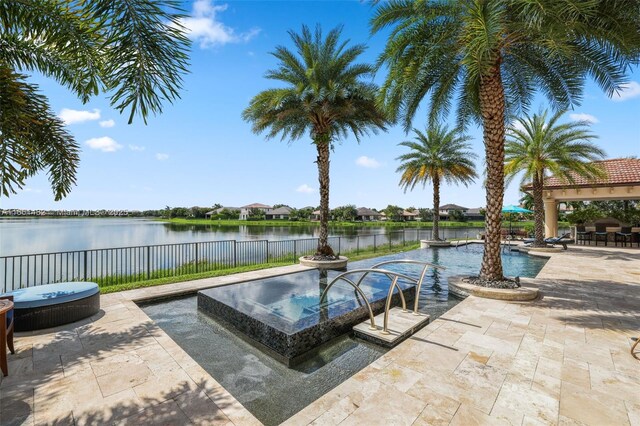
[198, 267, 416, 364]
[140, 244, 546, 425]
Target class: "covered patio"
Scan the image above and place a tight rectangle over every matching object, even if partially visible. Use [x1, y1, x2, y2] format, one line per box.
[524, 158, 640, 240]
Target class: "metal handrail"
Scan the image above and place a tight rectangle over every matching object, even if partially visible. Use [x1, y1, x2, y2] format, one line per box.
[368, 260, 445, 314]
[323, 267, 417, 309]
[319, 268, 422, 330]
[319, 265, 445, 334]
[319, 271, 380, 330]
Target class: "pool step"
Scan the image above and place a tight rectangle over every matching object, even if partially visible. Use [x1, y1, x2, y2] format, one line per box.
[353, 307, 430, 348]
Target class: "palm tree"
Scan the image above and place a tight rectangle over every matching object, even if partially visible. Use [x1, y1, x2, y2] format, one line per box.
[372, 0, 640, 280]
[396, 125, 477, 241]
[505, 110, 606, 247]
[0, 1, 190, 200]
[242, 25, 387, 258]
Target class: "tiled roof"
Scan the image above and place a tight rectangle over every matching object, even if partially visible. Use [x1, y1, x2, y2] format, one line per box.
[242, 203, 272, 209]
[269, 206, 292, 215]
[439, 204, 468, 210]
[527, 158, 640, 189]
[357, 207, 381, 216]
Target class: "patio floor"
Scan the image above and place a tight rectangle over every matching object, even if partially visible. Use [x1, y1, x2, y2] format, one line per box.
[1, 246, 639, 425]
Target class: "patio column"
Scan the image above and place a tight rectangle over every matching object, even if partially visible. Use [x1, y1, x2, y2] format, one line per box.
[544, 200, 558, 238]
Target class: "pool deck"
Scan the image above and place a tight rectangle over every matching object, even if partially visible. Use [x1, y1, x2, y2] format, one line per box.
[1, 246, 639, 425]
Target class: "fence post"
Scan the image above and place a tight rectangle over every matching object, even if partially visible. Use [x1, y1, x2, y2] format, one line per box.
[403, 230, 406, 246]
[338, 237, 341, 255]
[233, 240, 237, 267]
[374, 235, 377, 252]
[293, 240, 297, 263]
[195, 243, 199, 273]
[266, 240, 269, 263]
[83, 250, 88, 280]
[357, 236, 360, 254]
[146, 246, 151, 279]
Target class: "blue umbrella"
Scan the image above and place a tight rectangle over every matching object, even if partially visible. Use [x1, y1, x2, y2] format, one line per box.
[502, 205, 533, 214]
[502, 205, 533, 237]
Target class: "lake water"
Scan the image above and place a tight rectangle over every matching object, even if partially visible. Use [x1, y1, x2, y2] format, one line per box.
[0, 218, 484, 257]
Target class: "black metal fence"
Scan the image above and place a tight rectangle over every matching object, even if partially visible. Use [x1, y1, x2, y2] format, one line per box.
[0, 229, 438, 291]
[0, 226, 567, 292]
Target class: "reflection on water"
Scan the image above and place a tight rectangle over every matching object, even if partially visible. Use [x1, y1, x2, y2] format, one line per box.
[0, 217, 489, 256]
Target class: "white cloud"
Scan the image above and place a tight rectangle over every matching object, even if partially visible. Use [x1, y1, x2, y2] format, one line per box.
[355, 156, 381, 169]
[128, 145, 145, 152]
[569, 113, 599, 124]
[179, 0, 260, 48]
[610, 81, 640, 101]
[156, 153, 169, 161]
[59, 108, 100, 124]
[296, 184, 315, 194]
[85, 137, 122, 152]
[99, 119, 115, 128]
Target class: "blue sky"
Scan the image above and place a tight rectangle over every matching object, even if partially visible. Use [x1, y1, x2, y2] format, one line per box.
[4, 0, 640, 211]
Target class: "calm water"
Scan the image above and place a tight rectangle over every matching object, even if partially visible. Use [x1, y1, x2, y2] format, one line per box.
[0, 218, 484, 256]
[141, 245, 546, 425]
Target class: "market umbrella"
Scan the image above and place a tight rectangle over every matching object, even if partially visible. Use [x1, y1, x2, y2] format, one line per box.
[502, 205, 533, 237]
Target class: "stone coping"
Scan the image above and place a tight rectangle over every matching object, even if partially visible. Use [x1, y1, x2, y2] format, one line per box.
[299, 255, 348, 270]
[420, 240, 451, 248]
[448, 275, 539, 301]
[519, 246, 564, 254]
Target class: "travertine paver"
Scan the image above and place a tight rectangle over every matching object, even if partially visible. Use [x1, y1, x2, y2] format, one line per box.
[0, 264, 308, 425]
[286, 245, 640, 425]
[0, 247, 639, 425]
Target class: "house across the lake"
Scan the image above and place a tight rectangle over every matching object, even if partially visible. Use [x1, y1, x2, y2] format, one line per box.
[438, 204, 468, 220]
[265, 206, 292, 220]
[239, 203, 272, 220]
[402, 210, 419, 221]
[356, 207, 382, 221]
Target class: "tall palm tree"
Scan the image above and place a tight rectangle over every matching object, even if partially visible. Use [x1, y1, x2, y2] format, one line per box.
[0, 1, 190, 200]
[242, 25, 387, 257]
[505, 110, 606, 246]
[372, 0, 640, 280]
[396, 125, 477, 241]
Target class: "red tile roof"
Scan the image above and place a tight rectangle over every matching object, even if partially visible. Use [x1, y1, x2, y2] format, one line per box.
[524, 158, 640, 189]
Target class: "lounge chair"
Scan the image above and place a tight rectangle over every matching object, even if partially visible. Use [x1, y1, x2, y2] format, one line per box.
[523, 233, 571, 250]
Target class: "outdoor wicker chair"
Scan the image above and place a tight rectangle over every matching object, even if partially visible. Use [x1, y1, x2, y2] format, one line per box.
[615, 227, 633, 247]
[576, 225, 592, 245]
[593, 224, 609, 246]
[0, 295, 15, 376]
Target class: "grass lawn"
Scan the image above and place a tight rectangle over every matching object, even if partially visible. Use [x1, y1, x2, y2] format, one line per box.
[165, 218, 487, 227]
[164, 218, 569, 228]
[98, 242, 421, 294]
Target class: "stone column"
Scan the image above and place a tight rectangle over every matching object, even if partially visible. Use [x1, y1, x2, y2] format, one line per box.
[544, 200, 558, 238]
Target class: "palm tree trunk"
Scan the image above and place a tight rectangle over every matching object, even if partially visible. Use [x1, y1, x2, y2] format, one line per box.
[315, 136, 335, 257]
[478, 66, 505, 281]
[432, 175, 440, 241]
[532, 173, 545, 247]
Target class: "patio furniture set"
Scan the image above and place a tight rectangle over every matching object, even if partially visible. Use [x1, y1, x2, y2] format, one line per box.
[576, 225, 640, 247]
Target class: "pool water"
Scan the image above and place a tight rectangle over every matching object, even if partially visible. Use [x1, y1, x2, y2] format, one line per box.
[140, 245, 546, 425]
